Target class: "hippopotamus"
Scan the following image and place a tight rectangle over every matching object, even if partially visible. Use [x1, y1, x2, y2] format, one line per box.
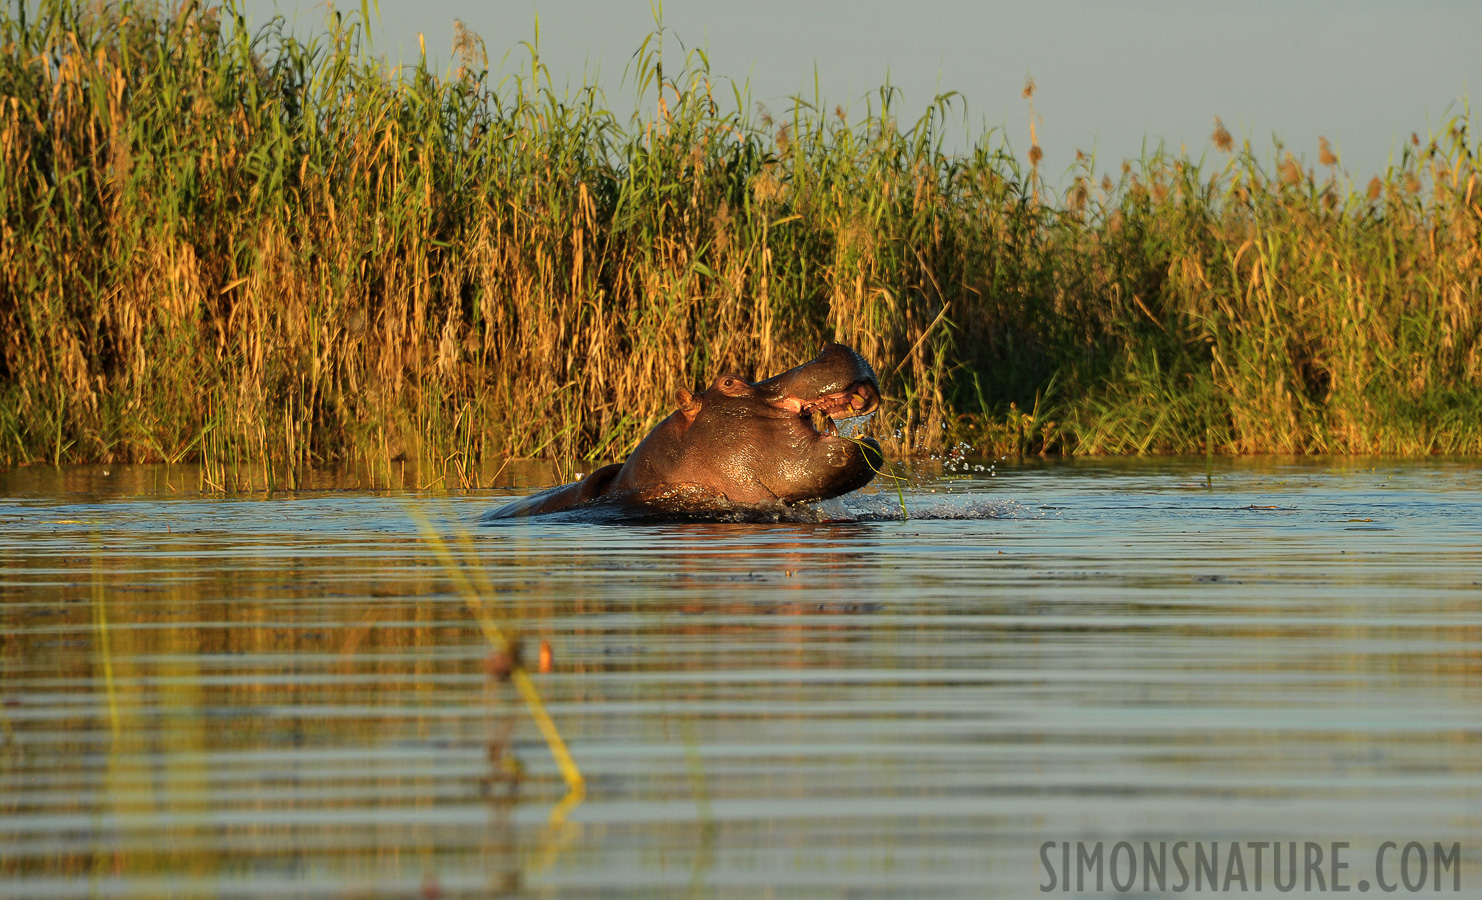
[483, 343, 885, 520]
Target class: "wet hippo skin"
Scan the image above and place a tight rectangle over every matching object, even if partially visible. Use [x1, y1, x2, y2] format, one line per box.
[483, 343, 885, 519]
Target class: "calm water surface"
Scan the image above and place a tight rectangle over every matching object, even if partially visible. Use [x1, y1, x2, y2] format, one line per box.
[1, 459, 1479, 898]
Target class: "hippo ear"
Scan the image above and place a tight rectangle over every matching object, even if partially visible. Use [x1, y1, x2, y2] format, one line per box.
[675, 387, 701, 420]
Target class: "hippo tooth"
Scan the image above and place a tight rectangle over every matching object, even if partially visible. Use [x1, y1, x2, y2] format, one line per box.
[850, 392, 866, 410]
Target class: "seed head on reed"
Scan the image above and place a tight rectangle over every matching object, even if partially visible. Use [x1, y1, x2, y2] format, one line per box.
[452, 20, 487, 80]
[1318, 136, 1337, 168]
[1367, 176, 1383, 202]
[1069, 178, 1088, 213]
[1280, 153, 1303, 186]
[1211, 117, 1233, 153]
[751, 167, 782, 206]
[1022, 76, 1035, 100]
[1028, 144, 1042, 166]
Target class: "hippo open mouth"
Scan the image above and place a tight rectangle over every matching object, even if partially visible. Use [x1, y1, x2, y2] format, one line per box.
[795, 381, 881, 436]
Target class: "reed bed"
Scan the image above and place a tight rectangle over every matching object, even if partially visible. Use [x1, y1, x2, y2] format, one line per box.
[2, 1, 1480, 486]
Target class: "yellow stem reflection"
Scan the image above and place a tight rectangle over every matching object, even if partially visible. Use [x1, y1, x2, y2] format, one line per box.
[405, 506, 586, 831]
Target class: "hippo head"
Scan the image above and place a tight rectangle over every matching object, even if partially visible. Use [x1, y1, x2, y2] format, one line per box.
[655, 343, 886, 505]
[481, 343, 888, 520]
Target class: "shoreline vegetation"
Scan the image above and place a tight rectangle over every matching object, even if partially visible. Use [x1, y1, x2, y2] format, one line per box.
[3, 1, 1480, 489]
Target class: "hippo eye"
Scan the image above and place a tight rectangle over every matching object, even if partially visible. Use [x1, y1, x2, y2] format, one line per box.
[715, 375, 747, 396]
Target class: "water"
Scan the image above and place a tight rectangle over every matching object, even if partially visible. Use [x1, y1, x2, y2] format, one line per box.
[2, 459, 1479, 898]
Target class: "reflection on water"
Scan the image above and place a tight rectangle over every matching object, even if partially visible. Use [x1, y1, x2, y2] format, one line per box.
[1, 459, 1480, 897]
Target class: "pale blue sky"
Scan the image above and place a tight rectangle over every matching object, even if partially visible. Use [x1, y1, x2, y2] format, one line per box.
[243, 0, 1479, 184]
